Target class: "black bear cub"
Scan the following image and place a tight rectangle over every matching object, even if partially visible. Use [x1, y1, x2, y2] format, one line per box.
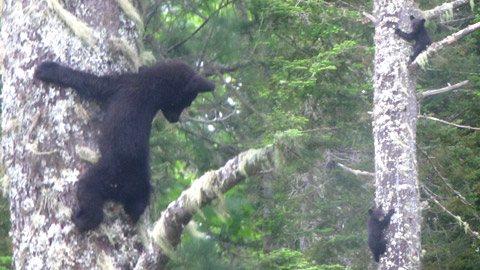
[34, 61, 215, 232]
[368, 207, 395, 262]
[395, 15, 432, 61]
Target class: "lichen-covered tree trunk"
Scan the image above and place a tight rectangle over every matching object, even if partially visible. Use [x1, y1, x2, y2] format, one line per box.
[372, 0, 421, 269]
[1, 1, 144, 269]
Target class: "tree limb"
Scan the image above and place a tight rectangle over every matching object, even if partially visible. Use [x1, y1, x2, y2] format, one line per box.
[217, 72, 267, 121]
[337, 162, 374, 177]
[362, 12, 377, 24]
[202, 61, 252, 76]
[416, 145, 477, 211]
[334, 0, 376, 24]
[413, 21, 480, 66]
[178, 125, 239, 155]
[182, 107, 237, 124]
[421, 184, 480, 241]
[133, 145, 275, 270]
[423, 0, 473, 19]
[166, 1, 232, 54]
[419, 115, 480, 131]
[418, 80, 468, 98]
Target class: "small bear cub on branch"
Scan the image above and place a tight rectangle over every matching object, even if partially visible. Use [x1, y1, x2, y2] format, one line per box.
[368, 206, 395, 262]
[34, 61, 215, 232]
[395, 15, 432, 61]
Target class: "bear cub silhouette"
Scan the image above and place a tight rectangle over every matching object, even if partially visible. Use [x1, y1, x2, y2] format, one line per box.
[35, 61, 215, 232]
[395, 15, 432, 61]
[368, 206, 395, 262]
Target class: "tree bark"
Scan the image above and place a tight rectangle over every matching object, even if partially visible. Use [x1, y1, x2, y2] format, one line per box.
[1, 1, 277, 269]
[372, 0, 421, 268]
[373, 0, 480, 269]
[372, 0, 476, 268]
[1, 1, 143, 269]
[135, 146, 274, 270]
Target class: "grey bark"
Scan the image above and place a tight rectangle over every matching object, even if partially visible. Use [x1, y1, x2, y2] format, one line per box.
[1, 1, 142, 269]
[135, 146, 275, 270]
[1, 1, 278, 269]
[372, 0, 421, 268]
[372, 0, 474, 268]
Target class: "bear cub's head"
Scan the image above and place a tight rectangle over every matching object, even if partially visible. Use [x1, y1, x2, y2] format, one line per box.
[409, 15, 426, 33]
[141, 61, 215, 123]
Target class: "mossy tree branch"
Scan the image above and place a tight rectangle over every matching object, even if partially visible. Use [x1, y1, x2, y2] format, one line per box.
[423, 0, 473, 19]
[134, 145, 275, 270]
[413, 21, 480, 66]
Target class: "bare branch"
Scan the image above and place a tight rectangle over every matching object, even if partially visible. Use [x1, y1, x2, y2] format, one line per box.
[166, 1, 232, 54]
[182, 108, 237, 124]
[419, 115, 480, 131]
[337, 162, 374, 177]
[423, 0, 473, 19]
[413, 21, 480, 66]
[362, 12, 376, 24]
[177, 126, 239, 155]
[202, 61, 251, 76]
[217, 73, 267, 121]
[333, 0, 376, 24]
[416, 145, 476, 210]
[418, 80, 468, 98]
[421, 184, 480, 241]
[134, 146, 275, 270]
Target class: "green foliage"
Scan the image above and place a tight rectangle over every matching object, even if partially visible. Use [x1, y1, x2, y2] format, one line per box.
[416, 5, 480, 269]
[165, 238, 235, 270]
[143, 0, 480, 266]
[0, 0, 478, 268]
[245, 249, 345, 270]
[0, 256, 11, 270]
[145, 0, 375, 268]
[0, 189, 11, 263]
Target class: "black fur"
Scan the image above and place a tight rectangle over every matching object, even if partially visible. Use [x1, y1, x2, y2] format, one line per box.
[368, 207, 395, 262]
[34, 61, 215, 232]
[395, 15, 432, 61]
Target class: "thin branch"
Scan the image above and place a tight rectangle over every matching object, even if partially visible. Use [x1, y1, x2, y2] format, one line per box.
[337, 162, 374, 177]
[182, 107, 237, 124]
[166, 1, 232, 54]
[333, 0, 376, 24]
[418, 80, 469, 98]
[196, 0, 221, 72]
[301, 127, 338, 134]
[274, 33, 314, 57]
[416, 145, 476, 211]
[202, 61, 251, 76]
[217, 72, 267, 122]
[421, 184, 480, 241]
[423, 0, 473, 19]
[413, 21, 480, 66]
[133, 146, 275, 270]
[362, 12, 377, 24]
[178, 126, 239, 155]
[419, 115, 480, 131]
[144, 3, 162, 31]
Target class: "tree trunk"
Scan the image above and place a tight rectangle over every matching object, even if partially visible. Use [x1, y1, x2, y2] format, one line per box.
[372, 0, 421, 269]
[1, 1, 144, 269]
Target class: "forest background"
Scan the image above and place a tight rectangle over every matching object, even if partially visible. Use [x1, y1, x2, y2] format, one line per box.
[1, 0, 480, 269]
